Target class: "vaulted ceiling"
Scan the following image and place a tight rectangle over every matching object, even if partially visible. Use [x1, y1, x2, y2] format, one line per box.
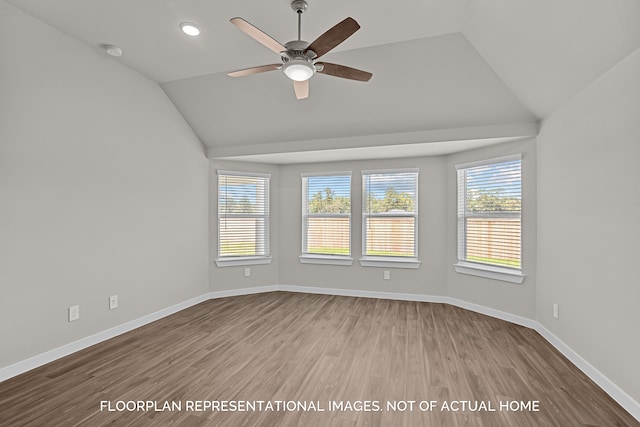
[7, 0, 640, 162]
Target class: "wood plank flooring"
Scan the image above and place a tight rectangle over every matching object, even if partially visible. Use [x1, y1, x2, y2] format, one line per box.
[0, 292, 637, 426]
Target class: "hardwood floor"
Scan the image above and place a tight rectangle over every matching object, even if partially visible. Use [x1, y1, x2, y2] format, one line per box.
[1, 292, 637, 426]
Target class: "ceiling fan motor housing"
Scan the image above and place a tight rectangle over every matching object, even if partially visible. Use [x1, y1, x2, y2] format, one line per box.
[282, 40, 317, 64]
[282, 41, 316, 60]
[281, 41, 319, 81]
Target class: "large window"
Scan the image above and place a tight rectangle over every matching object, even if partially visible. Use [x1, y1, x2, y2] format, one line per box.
[217, 171, 270, 266]
[301, 173, 351, 262]
[362, 169, 419, 266]
[456, 155, 521, 272]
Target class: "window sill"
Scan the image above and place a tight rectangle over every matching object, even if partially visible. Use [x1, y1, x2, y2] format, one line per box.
[215, 257, 272, 267]
[359, 257, 421, 269]
[299, 254, 354, 266]
[454, 262, 525, 284]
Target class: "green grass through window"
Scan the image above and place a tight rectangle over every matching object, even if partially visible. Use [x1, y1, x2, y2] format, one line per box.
[220, 241, 257, 256]
[467, 255, 520, 268]
[307, 247, 350, 255]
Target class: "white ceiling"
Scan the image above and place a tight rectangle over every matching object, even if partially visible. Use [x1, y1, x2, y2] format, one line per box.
[215, 137, 531, 164]
[6, 0, 467, 82]
[7, 0, 640, 163]
[162, 33, 537, 147]
[464, 0, 640, 119]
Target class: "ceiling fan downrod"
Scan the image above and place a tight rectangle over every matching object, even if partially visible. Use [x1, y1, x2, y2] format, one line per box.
[291, 0, 308, 41]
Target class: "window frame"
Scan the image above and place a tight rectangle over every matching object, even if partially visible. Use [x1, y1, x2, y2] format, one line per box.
[299, 172, 353, 266]
[215, 170, 272, 267]
[454, 154, 524, 283]
[360, 168, 421, 269]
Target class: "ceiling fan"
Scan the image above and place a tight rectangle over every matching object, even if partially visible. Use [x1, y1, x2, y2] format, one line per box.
[228, 0, 373, 100]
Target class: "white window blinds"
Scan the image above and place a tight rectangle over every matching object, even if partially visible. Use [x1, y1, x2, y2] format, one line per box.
[218, 171, 270, 258]
[302, 173, 351, 256]
[457, 156, 521, 269]
[362, 170, 418, 258]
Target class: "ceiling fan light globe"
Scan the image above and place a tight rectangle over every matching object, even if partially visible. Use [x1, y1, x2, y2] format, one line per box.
[283, 60, 315, 81]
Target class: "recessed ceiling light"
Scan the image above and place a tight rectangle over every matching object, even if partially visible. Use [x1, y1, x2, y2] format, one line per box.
[180, 22, 201, 37]
[103, 44, 123, 57]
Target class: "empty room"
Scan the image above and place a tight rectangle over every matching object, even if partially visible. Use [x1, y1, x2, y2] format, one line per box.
[1, 0, 639, 425]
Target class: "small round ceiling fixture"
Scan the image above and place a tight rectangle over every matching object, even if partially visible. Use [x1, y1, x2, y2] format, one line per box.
[104, 44, 123, 57]
[180, 22, 201, 36]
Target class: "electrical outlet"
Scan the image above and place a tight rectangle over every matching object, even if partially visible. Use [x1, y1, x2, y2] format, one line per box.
[383, 270, 391, 280]
[69, 305, 80, 322]
[109, 295, 118, 310]
[244, 267, 251, 277]
[553, 303, 559, 319]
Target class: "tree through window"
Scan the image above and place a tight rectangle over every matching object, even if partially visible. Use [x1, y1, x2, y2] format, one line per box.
[362, 170, 418, 258]
[218, 172, 270, 259]
[457, 156, 522, 269]
[302, 174, 351, 256]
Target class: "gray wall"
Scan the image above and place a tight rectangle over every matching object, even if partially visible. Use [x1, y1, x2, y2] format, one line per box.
[238, 139, 535, 322]
[0, 3, 209, 368]
[537, 46, 640, 402]
[278, 157, 448, 296]
[446, 139, 537, 319]
[209, 160, 281, 290]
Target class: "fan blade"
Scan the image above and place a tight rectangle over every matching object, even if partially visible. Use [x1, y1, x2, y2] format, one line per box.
[317, 62, 372, 82]
[228, 64, 281, 78]
[230, 17, 286, 54]
[307, 17, 360, 58]
[293, 80, 309, 100]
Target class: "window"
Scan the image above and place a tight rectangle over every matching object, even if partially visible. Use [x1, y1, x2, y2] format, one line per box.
[455, 155, 523, 283]
[361, 169, 420, 268]
[300, 173, 352, 265]
[216, 171, 271, 267]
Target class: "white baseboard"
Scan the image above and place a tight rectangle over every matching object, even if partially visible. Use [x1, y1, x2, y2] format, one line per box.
[209, 285, 280, 299]
[278, 284, 449, 304]
[1, 284, 638, 421]
[0, 293, 210, 383]
[278, 285, 537, 329]
[534, 324, 640, 421]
